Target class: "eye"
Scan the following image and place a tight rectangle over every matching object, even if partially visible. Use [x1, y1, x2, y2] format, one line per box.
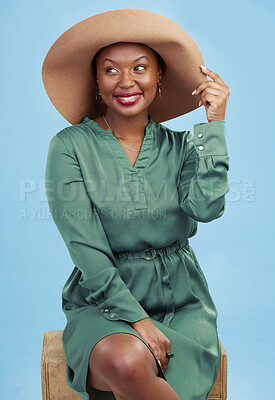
[105, 67, 117, 74]
[134, 65, 146, 71]
[105, 65, 146, 74]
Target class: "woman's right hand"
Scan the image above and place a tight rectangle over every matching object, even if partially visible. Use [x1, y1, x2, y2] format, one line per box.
[130, 317, 171, 373]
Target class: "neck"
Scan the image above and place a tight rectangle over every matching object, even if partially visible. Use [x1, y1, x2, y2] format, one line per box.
[103, 111, 150, 139]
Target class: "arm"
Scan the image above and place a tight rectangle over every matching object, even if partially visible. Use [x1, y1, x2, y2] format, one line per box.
[177, 120, 230, 223]
[45, 133, 149, 323]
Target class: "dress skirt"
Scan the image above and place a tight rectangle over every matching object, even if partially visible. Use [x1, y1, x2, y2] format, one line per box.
[62, 239, 222, 400]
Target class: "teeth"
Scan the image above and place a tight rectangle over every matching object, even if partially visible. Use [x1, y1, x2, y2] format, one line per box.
[116, 94, 141, 101]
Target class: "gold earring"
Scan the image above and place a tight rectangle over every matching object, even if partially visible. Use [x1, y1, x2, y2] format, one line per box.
[95, 89, 104, 104]
[157, 81, 162, 98]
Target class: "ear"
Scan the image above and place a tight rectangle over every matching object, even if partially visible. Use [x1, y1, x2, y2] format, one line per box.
[157, 64, 163, 81]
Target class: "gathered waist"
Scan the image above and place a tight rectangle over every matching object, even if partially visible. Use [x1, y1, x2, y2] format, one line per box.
[113, 239, 189, 261]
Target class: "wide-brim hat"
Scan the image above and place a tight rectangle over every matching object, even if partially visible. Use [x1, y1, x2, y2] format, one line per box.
[41, 8, 207, 125]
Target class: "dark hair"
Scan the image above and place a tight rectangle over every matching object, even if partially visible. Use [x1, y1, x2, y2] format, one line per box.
[92, 42, 166, 80]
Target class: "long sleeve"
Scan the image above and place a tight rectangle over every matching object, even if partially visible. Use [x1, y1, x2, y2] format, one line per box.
[45, 133, 149, 323]
[177, 120, 230, 223]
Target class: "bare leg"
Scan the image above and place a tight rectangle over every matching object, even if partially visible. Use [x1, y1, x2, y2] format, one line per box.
[88, 333, 181, 400]
[110, 365, 181, 400]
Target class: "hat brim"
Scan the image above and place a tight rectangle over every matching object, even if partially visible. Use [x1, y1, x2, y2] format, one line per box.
[42, 8, 207, 125]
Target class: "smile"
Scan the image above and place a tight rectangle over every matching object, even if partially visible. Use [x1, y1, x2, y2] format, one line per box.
[114, 93, 143, 106]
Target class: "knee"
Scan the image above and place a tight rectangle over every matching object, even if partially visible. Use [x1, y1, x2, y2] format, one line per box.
[110, 342, 151, 381]
[90, 334, 156, 384]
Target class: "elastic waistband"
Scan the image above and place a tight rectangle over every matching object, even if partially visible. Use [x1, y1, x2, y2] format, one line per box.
[113, 239, 189, 261]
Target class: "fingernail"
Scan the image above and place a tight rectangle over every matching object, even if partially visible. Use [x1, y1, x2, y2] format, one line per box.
[200, 65, 207, 70]
[192, 89, 197, 95]
[199, 100, 202, 106]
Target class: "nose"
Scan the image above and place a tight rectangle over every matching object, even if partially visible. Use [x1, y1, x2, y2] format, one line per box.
[118, 70, 135, 88]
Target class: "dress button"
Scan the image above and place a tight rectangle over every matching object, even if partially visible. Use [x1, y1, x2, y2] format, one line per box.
[103, 308, 110, 313]
[198, 133, 203, 138]
[198, 145, 204, 151]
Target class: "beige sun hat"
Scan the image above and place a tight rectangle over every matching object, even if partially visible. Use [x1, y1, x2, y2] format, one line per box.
[41, 8, 207, 125]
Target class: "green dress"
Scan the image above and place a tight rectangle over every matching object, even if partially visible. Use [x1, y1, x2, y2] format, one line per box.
[45, 115, 230, 400]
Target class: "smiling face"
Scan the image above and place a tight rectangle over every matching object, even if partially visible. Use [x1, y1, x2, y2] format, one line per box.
[93, 42, 164, 119]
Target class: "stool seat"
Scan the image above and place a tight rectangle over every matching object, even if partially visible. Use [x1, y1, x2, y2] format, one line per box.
[41, 330, 227, 399]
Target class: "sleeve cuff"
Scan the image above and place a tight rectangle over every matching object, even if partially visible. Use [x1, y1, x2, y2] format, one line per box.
[193, 120, 228, 157]
[97, 288, 150, 323]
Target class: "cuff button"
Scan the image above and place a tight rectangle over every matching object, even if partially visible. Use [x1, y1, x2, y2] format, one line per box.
[198, 133, 203, 138]
[198, 145, 204, 150]
[109, 313, 116, 318]
[103, 308, 110, 313]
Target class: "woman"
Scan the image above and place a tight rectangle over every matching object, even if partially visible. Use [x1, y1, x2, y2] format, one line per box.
[43, 8, 230, 400]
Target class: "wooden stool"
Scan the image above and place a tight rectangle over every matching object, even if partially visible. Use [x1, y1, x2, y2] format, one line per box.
[41, 330, 227, 400]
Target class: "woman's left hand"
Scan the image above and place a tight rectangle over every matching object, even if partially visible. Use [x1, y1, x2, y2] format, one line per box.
[192, 65, 230, 122]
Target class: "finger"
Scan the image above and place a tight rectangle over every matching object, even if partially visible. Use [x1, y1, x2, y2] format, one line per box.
[156, 357, 162, 370]
[166, 341, 171, 354]
[157, 357, 167, 374]
[160, 357, 167, 372]
[163, 352, 171, 370]
[201, 90, 228, 105]
[200, 65, 226, 86]
[192, 81, 224, 96]
[199, 94, 219, 108]
[192, 68, 228, 95]
[158, 351, 166, 370]
[200, 92, 221, 106]
[200, 87, 223, 98]
[162, 349, 171, 371]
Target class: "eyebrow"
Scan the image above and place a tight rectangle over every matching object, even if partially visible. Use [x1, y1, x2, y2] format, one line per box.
[102, 55, 149, 63]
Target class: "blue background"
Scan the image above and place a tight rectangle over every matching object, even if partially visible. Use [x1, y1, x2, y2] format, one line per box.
[1, 1, 274, 399]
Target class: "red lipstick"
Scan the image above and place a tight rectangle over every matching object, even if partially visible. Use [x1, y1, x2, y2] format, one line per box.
[114, 92, 143, 106]
[114, 91, 142, 97]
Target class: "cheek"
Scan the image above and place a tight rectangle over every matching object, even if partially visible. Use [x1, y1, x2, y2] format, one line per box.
[98, 78, 116, 92]
[97, 71, 114, 87]
[141, 75, 158, 89]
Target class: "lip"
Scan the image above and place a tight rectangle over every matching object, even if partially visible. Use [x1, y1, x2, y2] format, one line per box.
[114, 93, 143, 106]
[114, 92, 143, 97]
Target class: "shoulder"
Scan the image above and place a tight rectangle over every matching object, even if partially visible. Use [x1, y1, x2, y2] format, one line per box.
[158, 121, 190, 137]
[157, 121, 191, 147]
[49, 121, 98, 154]
[55, 122, 91, 142]
[156, 122, 196, 166]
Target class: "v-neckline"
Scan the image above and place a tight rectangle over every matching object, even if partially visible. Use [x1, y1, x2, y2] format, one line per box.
[82, 115, 156, 173]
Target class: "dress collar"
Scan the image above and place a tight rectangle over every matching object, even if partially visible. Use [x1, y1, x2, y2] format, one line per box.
[81, 114, 156, 138]
[81, 114, 157, 172]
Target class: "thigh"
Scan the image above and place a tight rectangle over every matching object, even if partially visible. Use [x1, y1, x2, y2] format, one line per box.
[87, 332, 159, 391]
